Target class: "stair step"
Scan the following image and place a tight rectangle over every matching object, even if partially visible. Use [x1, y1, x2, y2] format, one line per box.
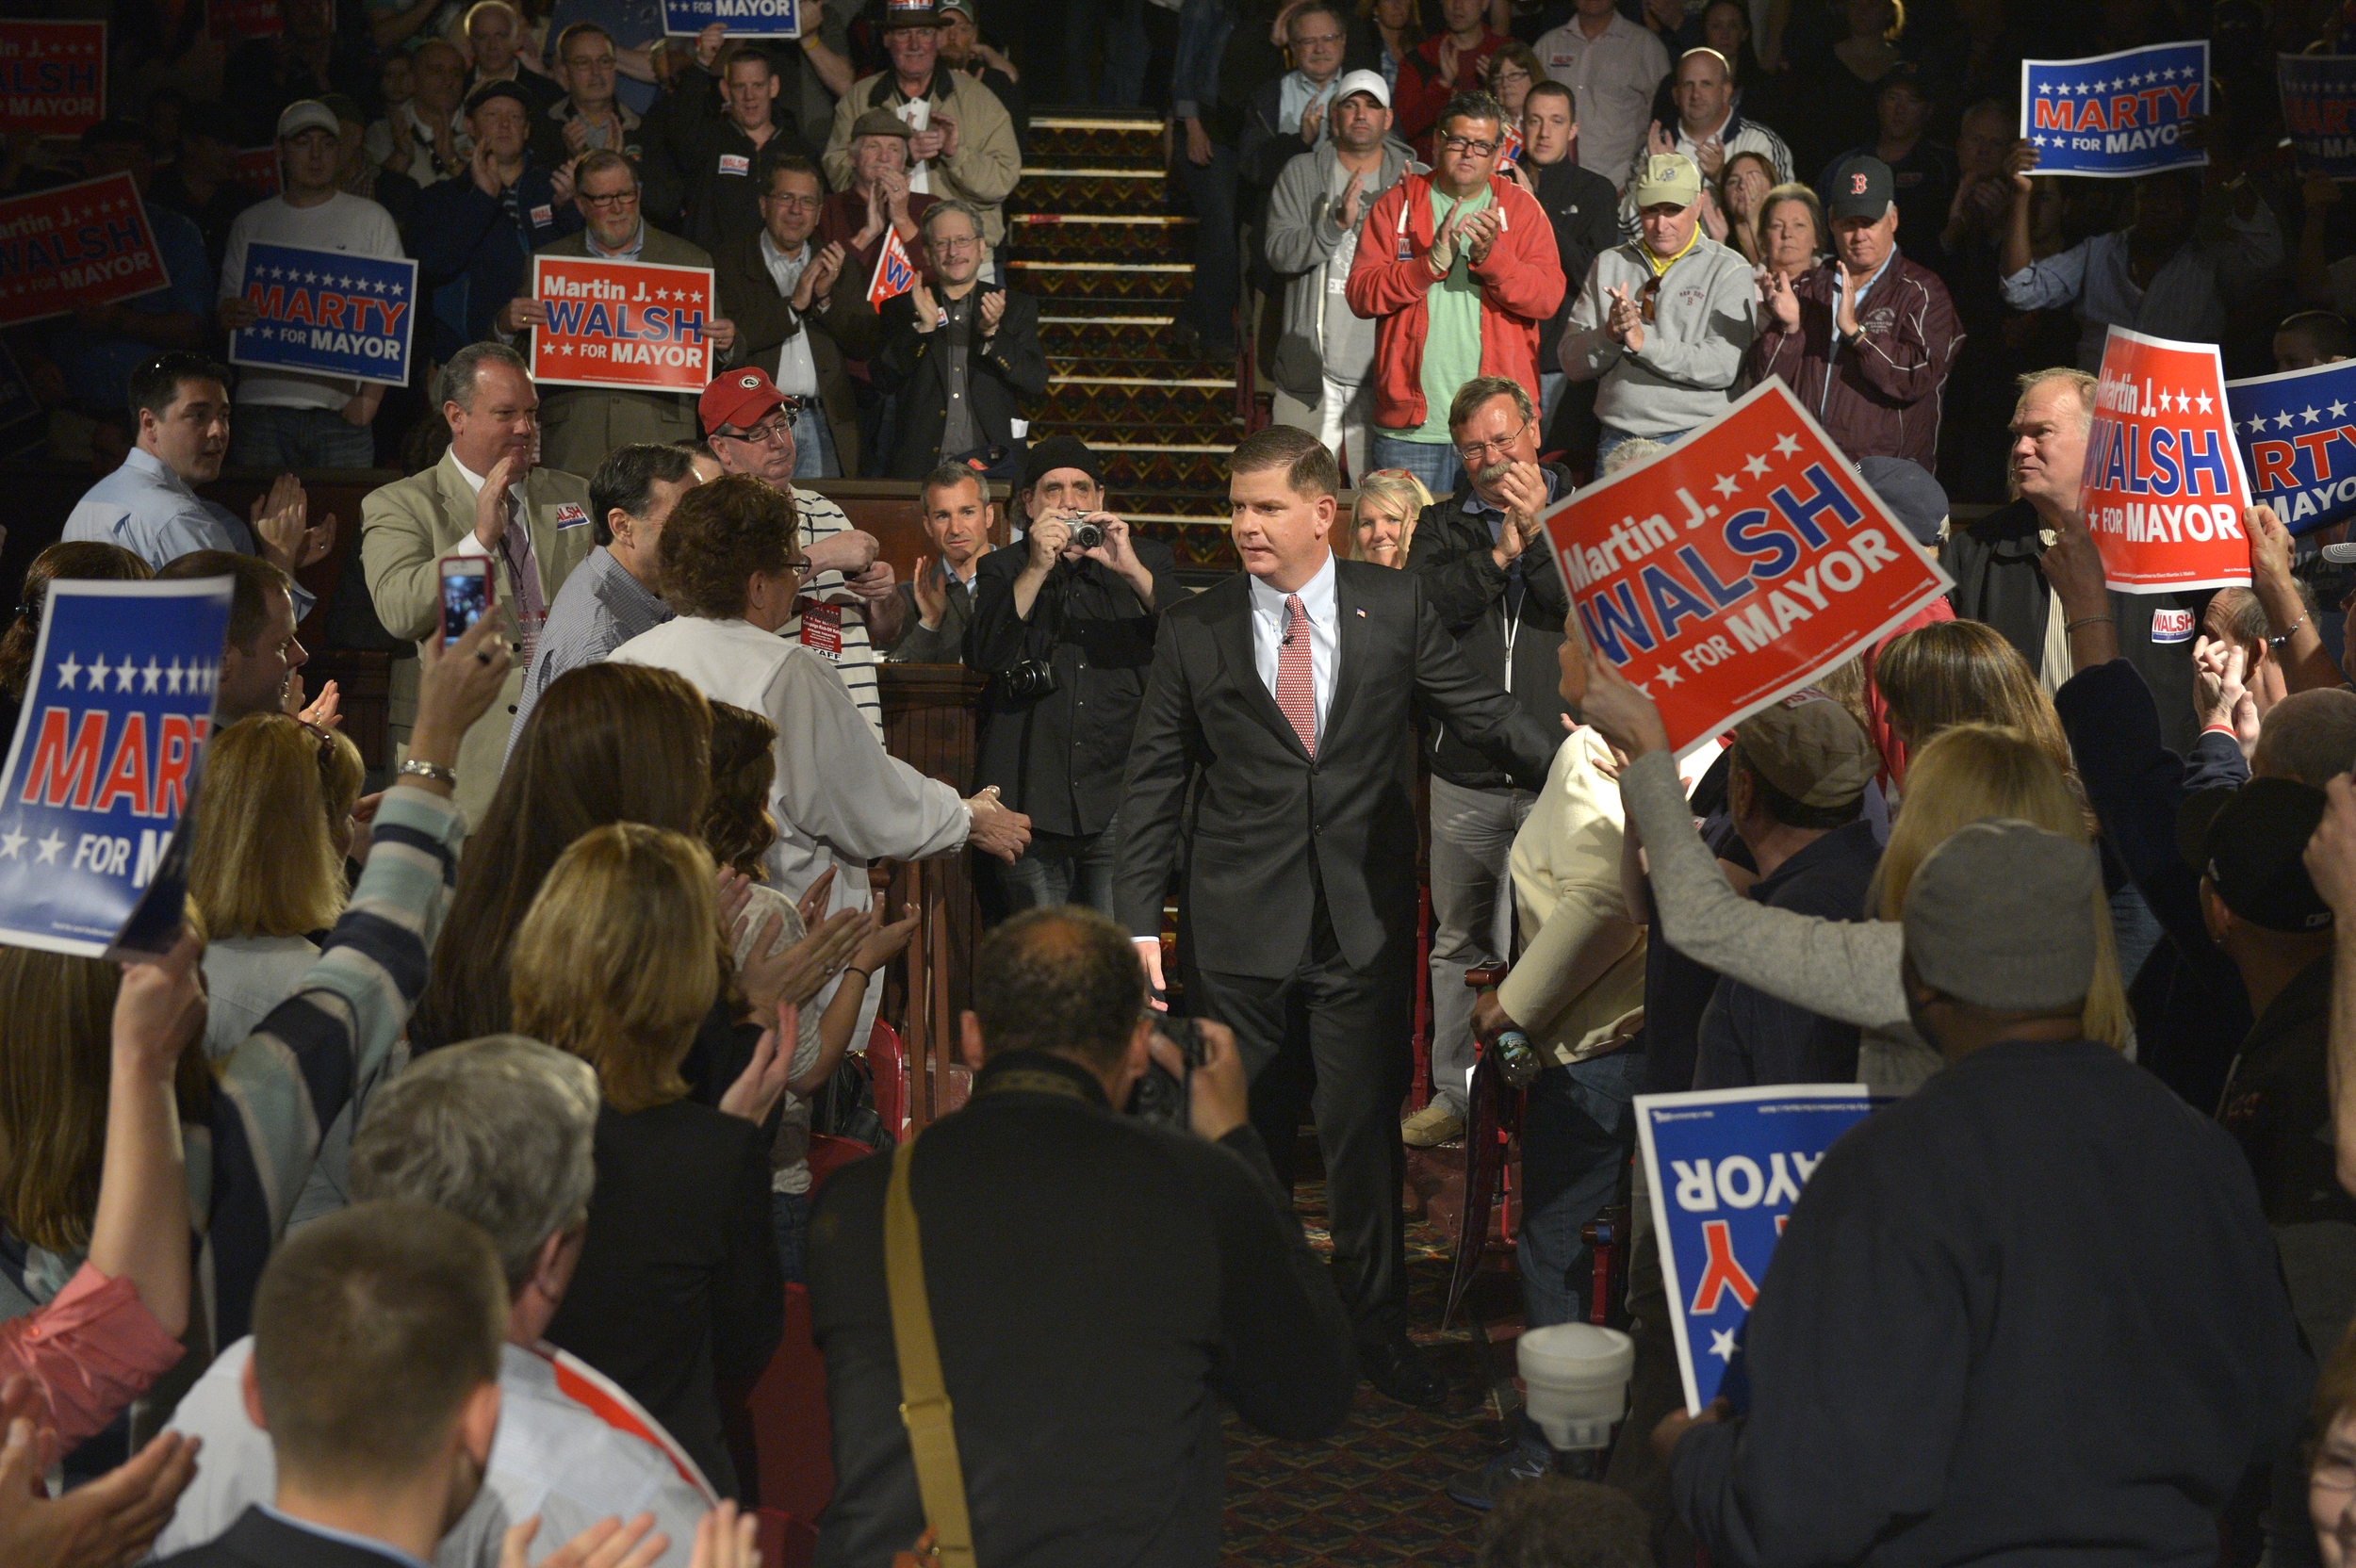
[1050, 374, 1235, 387]
[1009, 267, 1192, 301]
[1011, 212, 1193, 226]
[1011, 173, 1168, 217]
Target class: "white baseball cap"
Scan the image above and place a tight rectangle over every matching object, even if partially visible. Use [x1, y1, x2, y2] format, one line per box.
[1333, 68, 1390, 109]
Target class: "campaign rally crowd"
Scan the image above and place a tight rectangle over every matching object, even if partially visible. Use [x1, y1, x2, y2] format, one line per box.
[20, 0, 2356, 1563]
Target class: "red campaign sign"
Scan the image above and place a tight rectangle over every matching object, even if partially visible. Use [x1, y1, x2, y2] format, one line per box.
[2083, 325, 2253, 593]
[0, 21, 106, 139]
[0, 172, 172, 330]
[1545, 380, 1954, 757]
[209, 0, 284, 41]
[236, 147, 282, 197]
[530, 255, 715, 393]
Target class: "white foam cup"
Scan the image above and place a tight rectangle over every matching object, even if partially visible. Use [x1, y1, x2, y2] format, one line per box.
[1517, 1323, 1634, 1450]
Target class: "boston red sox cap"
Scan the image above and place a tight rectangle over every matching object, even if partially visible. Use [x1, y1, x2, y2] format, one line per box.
[1826, 156, 1894, 222]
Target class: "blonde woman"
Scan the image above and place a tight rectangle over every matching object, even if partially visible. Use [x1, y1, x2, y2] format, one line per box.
[1351, 468, 1432, 566]
[513, 823, 788, 1501]
[1580, 639, 2130, 1094]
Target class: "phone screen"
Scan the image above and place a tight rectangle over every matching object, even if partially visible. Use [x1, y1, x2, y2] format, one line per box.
[441, 565, 490, 643]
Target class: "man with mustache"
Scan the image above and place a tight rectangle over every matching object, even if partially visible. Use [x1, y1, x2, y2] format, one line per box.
[1399, 376, 1576, 1150]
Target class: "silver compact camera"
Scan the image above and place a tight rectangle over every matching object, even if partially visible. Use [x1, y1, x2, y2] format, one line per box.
[1062, 513, 1104, 551]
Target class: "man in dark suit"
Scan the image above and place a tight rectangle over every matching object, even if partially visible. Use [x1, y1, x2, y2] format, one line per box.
[1117, 425, 1558, 1406]
[888, 461, 997, 662]
[872, 199, 1049, 481]
[152, 1201, 520, 1568]
[712, 150, 878, 478]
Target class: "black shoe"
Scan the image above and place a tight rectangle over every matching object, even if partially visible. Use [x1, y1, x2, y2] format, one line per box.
[1445, 1428, 1555, 1510]
[1358, 1334, 1447, 1408]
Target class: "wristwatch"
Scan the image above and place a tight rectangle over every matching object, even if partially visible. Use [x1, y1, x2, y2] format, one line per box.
[397, 759, 456, 787]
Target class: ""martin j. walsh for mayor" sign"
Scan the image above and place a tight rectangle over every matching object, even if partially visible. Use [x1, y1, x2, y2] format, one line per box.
[0, 172, 170, 328]
[528, 255, 715, 394]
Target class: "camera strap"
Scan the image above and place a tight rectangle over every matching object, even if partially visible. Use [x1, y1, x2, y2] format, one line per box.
[886, 1140, 976, 1568]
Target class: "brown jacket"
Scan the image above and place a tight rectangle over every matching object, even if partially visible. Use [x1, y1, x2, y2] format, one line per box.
[712, 228, 880, 477]
[1743, 250, 1962, 475]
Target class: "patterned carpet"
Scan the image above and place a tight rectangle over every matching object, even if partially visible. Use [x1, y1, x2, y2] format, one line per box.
[1219, 1174, 1524, 1568]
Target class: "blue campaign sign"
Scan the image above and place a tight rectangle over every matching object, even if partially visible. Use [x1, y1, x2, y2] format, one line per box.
[2281, 54, 2356, 179]
[2021, 41, 2209, 178]
[1635, 1085, 1882, 1413]
[228, 241, 417, 387]
[663, 0, 799, 36]
[2226, 358, 2356, 535]
[0, 579, 233, 959]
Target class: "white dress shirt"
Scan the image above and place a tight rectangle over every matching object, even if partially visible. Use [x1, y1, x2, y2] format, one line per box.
[1248, 548, 1339, 738]
[757, 231, 823, 397]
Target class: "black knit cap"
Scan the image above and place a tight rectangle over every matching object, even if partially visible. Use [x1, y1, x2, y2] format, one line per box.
[1023, 434, 1102, 492]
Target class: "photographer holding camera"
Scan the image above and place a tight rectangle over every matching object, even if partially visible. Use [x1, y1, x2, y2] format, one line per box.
[968, 436, 1183, 917]
[806, 906, 1355, 1567]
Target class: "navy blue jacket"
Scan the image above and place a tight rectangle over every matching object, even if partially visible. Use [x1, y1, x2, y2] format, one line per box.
[411, 165, 581, 363]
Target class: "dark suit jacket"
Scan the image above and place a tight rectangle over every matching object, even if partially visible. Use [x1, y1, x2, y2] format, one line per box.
[885, 567, 976, 663]
[412, 165, 581, 362]
[873, 286, 1050, 479]
[155, 1506, 410, 1568]
[541, 1098, 783, 1500]
[1116, 557, 1557, 978]
[712, 228, 881, 478]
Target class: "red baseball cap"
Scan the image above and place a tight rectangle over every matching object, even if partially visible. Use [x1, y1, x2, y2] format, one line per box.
[699, 368, 785, 437]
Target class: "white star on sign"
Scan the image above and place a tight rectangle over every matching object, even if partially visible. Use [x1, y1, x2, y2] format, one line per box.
[1655, 663, 1683, 688]
[114, 659, 135, 693]
[1773, 433, 1801, 456]
[2334, 400, 2352, 418]
[141, 659, 160, 693]
[34, 830, 63, 866]
[2278, 411, 2298, 430]
[54, 653, 79, 691]
[2032, 134, 2048, 147]
[1712, 472, 1739, 497]
[86, 654, 109, 690]
[0, 826, 25, 861]
[2304, 405, 2323, 424]
[1743, 452, 1770, 477]
[2194, 390, 2213, 414]
[1710, 1327, 1738, 1362]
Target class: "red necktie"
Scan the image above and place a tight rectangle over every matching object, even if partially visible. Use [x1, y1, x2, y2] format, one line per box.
[1279, 594, 1317, 758]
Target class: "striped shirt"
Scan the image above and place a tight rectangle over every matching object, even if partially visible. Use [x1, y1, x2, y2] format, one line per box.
[789, 487, 885, 742]
[0, 786, 466, 1350]
[506, 546, 675, 768]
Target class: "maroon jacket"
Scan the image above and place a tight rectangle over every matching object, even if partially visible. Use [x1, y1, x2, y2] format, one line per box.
[1744, 250, 1962, 475]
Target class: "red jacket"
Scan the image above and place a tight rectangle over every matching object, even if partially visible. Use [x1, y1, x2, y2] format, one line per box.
[1393, 29, 1506, 143]
[1344, 171, 1566, 434]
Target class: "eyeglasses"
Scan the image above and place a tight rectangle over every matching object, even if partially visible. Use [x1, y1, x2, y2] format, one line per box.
[1441, 135, 1499, 155]
[927, 234, 981, 254]
[580, 188, 638, 208]
[1292, 28, 1345, 44]
[1454, 418, 1531, 465]
[718, 415, 794, 445]
[765, 191, 823, 210]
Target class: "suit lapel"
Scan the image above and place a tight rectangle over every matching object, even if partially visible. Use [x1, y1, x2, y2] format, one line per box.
[1322, 559, 1370, 745]
[1209, 579, 1311, 761]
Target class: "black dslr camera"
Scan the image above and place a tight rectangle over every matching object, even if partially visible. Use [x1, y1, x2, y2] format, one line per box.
[1126, 1014, 1206, 1129]
[1002, 657, 1057, 700]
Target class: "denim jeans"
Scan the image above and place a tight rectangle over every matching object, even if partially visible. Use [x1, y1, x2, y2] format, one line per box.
[1539, 370, 1568, 433]
[1594, 424, 1693, 472]
[1172, 142, 1238, 348]
[1520, 1047, 1648, 1329]
[1366, 428, 1464, 498]
[792, 401, 840, 479]
[230, 402, 378, 468]
[990, 814, 1122, 918]
[771, 1188, 811, 1286]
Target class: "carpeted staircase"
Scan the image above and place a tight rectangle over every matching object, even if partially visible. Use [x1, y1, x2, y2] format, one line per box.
[1009, 113, 1245, 573]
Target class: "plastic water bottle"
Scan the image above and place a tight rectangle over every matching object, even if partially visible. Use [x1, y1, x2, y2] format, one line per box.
[1494, 1028, 1543, 1090]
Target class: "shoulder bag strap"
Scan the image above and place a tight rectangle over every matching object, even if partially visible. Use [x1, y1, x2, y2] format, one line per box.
[885, 1138, 976, 1568]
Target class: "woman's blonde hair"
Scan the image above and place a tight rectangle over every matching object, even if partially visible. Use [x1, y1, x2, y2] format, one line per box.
[189, 714, 348, 939]
[319, 728, 366, 855]
[1872, 724, 2131, 1051]
[0, 944, 211, 1252]
[1351, 469, 1433, 561]
[1873, 619, 2075, 776]
[510, 824, 722, 1113]
[1756, 183, 1825, 260]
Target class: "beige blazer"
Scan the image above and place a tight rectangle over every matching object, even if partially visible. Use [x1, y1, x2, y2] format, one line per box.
[1498, 726, 1649, 1068]
[359, 449, 595, 823]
